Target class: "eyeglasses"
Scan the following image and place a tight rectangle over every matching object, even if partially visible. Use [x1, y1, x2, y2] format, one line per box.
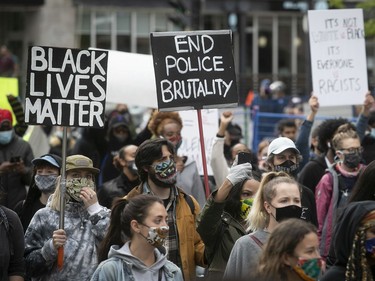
[338, 147, 363, 154]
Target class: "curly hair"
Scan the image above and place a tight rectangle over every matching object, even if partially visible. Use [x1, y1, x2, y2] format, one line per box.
[148, 111, 183, 137]
[316, 118, 350, 154]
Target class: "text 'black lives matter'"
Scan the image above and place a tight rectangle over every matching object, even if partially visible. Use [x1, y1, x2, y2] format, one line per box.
[25, 46, 108, 128]
[150, 30, 238, 111]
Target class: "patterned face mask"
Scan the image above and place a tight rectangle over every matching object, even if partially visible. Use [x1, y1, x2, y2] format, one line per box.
[152, 159, 177, 185]
[240, 198, 253, 220]
[274, 160, 299, 178]
[35, 174, 58, 193]
[140, 225, 169, 247]
[294, 257, 323, 280]
[66, 177, 95, 202]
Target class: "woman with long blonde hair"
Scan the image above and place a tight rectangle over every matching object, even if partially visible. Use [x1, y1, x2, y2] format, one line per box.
[224, 171, 303, 281]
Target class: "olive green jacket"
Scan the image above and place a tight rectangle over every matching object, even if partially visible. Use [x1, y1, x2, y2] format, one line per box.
[197, 192, 247, 279]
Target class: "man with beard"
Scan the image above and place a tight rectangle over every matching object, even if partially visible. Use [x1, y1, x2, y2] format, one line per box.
[125, 138, 206, 281]
[98, 144, 140, 209]
[265, 137, 318, 227]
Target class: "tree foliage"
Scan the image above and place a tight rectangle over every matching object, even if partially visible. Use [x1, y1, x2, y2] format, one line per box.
[357, 0, 375, 38]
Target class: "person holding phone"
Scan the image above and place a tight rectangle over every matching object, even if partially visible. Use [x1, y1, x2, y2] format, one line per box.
[197, 159, 257, 280]
[0, 108, 34, 210]
[210, 111, 261, 188]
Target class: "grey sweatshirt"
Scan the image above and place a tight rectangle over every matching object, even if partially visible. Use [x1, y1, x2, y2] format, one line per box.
[91, 242, 184, 281]
[223, 229, 269, 281]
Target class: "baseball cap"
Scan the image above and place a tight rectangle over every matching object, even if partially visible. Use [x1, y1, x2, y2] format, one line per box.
[66, 154, 100, 174]
[32, 154, 62, 169]
[0, 109, 13, 131]
[267, 137, 300, 157]
[108, 114, 130, 130]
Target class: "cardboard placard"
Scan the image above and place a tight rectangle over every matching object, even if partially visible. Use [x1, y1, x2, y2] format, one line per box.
[0, 77, 19, 124]
[178, 109, 218, 176]
[150, 30, 238, 111]
[25, 46, 108, 127]
[308, 9, 368, 106]
[102, 50, 158, 108]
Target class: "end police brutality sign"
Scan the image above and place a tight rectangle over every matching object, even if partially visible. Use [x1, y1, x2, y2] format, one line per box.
[150, 30, 238, 111]
[25, 46, 108, 128]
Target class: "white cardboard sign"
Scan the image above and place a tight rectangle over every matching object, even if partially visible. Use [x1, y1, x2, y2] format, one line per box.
[102, 50, 158, 108]
[308, 9, 368, 106]
[178, 109, 218, 176]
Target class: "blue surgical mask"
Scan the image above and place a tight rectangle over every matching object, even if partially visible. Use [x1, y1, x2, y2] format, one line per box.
[0, 130, 13, 145]
[371, 128, 375, 139]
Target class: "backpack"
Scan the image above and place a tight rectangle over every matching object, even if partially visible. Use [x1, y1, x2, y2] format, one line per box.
[327, 164, 363, 209]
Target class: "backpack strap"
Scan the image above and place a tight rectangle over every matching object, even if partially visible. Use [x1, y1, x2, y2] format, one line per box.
[249, 233, 264, 249]
[183, 193, 195, 215]
[0, 206, 9, 232]
[0, 206, 13, 255]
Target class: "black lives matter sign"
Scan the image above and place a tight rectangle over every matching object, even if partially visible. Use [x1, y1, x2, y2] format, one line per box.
[25, 46, 108, 128]
[151, 30, 238, 111]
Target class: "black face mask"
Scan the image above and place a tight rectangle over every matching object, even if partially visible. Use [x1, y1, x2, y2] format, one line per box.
[271, 204, 303, 222]
[274, 160, 299, 178]
[126, 160, 138, 176]
[343, 152, 362, 169]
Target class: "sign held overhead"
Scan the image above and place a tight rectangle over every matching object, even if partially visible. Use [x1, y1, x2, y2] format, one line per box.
[308, 9, 368, 106]
[25, 46, 108, 127]
[150, 30, 238, 111]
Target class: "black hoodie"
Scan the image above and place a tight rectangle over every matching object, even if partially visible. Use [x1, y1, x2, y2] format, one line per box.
[298, 155, 327, 195]
[321, 201, 375, 281]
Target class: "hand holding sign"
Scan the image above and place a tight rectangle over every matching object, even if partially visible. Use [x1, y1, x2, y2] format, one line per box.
[308, 9, 367, 107]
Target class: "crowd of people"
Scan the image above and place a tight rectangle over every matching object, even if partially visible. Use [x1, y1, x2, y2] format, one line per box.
[1, 78, 375, 281]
